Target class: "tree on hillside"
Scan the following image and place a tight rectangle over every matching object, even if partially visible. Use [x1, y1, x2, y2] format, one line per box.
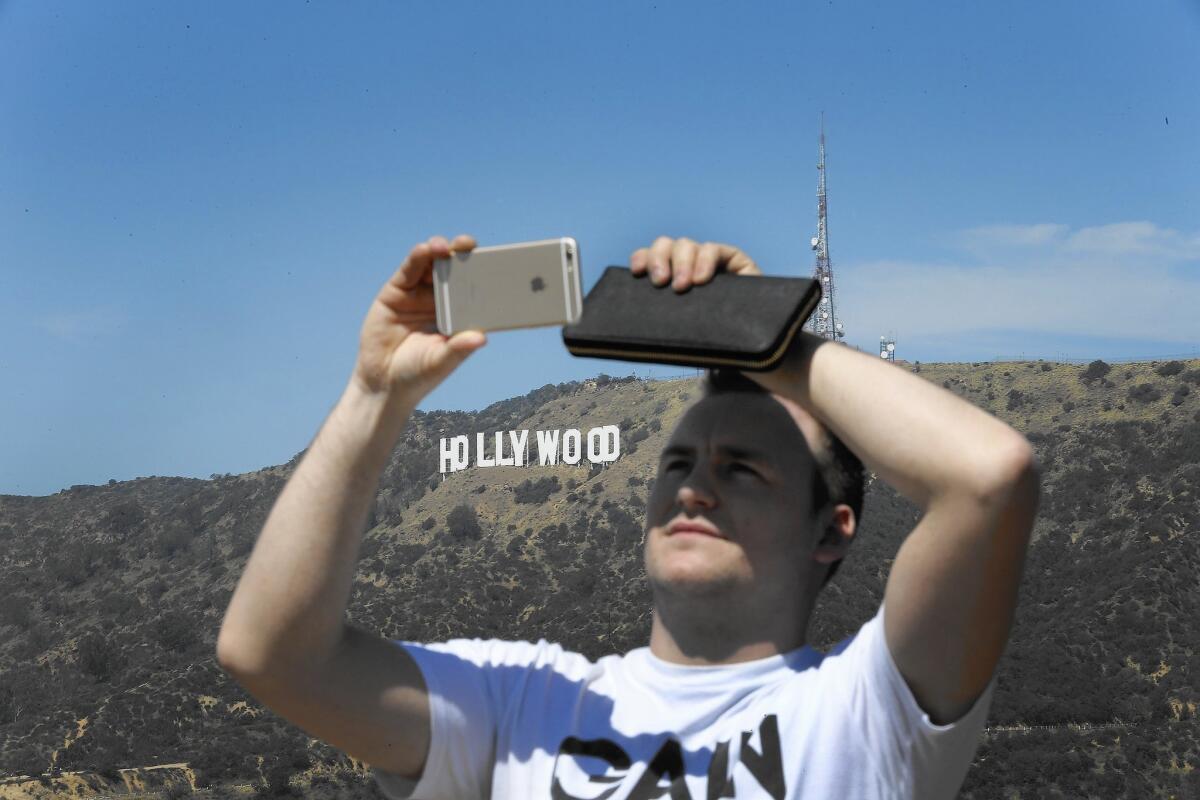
[447, 504, 483, 540]
[77, 632, 124, 682]
[514, 477, 561, 504]
[1080, 359, 1111, 385]
[1128, 383, 1162, 404]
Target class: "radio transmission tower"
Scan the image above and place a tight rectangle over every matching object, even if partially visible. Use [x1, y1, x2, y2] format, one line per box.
[808, 115, 844, 341]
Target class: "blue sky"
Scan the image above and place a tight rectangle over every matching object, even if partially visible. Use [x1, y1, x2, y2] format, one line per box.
[2, 1, 1197, 496]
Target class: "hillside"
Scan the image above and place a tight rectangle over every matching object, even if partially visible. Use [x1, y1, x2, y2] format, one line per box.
[1, 360, 1198, 798]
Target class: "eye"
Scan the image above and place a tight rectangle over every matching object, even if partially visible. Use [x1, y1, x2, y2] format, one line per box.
[662, 459, 690, 473]
[729, 462, 760, 477]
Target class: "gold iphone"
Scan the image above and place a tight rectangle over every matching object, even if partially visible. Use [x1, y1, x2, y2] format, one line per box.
[433, 237, 584, 335]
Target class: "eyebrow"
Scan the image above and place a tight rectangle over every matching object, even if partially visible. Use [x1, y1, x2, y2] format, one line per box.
[660, 443, 773, 464]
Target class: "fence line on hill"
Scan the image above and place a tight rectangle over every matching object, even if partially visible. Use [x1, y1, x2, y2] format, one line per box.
[620, 352, 1200, 384]
[984, 718, 1197, 735]
[986, 351, 1200, 365]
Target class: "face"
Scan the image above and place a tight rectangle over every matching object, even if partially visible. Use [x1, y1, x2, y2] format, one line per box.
[643, 391, 830, 604]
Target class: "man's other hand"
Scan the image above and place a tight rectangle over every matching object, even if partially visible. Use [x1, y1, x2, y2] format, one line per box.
[630, 236, 762, 293]
[353, 234, 486, 405]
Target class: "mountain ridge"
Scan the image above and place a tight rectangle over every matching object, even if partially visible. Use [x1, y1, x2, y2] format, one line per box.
[2, 359, 1198, 798]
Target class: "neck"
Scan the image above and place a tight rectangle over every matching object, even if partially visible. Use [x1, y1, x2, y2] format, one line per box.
[647, 586, 818, 666]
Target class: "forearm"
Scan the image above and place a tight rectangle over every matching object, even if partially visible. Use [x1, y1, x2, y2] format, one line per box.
[217, 380, 415, 679]
[761, 334, 1034, 508]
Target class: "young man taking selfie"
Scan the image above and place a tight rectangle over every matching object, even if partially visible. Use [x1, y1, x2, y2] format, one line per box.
[218, 234, 1040, 799]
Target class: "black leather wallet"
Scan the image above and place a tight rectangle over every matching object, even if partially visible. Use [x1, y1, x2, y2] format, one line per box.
[561, 267, 822, 371]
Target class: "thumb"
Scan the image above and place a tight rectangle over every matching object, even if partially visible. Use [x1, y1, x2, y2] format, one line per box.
[427, 329, 487, 376]
[447, 329, 487, 354]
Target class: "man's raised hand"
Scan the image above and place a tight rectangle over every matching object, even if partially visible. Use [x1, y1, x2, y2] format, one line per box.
[352, 234, 486, 405]
[629, 236, 762, 292]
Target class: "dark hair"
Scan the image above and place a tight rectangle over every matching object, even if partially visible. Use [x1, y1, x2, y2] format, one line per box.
[700, 369, 865, 587]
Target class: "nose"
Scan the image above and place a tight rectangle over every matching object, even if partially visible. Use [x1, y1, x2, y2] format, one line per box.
[676, 477, 717, 513]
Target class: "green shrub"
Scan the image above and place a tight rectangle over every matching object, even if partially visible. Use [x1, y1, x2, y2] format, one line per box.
[514, 477, 561, 504]
[1155, 360, 1184, 377]
[446, 504, 482, 540]
[168, 778, 196, 799]
[77, 632, 123, 681]
[153, 609, 197, 650]
[1, 600, 31, 630]
[46, 547, 91, 587]
[156, 525, 193, 558]
[1080, 359, 1111, 384]
[359, 536, 382, 560]
[1128, 383, 1162, 404]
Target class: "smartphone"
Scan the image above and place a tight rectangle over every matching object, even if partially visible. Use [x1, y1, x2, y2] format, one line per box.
[433, 237, 584, 336]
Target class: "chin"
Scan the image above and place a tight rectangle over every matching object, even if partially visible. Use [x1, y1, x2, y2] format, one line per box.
[646, 558, 745, 599]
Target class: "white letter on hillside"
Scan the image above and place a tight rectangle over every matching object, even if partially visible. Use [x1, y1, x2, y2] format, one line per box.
[536, 429, 560, 465]
[562, 429, 582, 465]
[509, 429, 529, 466]
[588, 425, 621, 464]
[440, 436, 469, 474]
[495, 431, 515, 466]
[476, 432, 496, 468]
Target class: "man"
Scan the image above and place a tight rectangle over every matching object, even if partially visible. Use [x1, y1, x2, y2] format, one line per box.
[218, 234, 1040, 799]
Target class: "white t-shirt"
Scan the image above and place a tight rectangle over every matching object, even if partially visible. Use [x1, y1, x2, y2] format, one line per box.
[375, 603, 995, 800]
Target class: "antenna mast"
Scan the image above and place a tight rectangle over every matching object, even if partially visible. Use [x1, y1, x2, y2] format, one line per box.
[808, 114, 844, 341]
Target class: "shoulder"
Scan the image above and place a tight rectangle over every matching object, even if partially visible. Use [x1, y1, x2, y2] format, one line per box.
[401, 637, 597, 682]
[814, 604, 996, 742]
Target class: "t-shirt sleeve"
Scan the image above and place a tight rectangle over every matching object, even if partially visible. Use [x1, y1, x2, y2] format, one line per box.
[372, 638, 550, 800]
[832, 602, 997, 799]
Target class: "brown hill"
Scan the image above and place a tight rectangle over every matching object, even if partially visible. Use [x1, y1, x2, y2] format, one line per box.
[1, 360, 1198, 798]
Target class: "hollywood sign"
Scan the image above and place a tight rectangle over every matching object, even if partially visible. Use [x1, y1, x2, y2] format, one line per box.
[440, 426, 621, 474]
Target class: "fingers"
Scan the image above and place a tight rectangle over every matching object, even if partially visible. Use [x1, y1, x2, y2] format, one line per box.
[693, 242, 723, 284]
[669, 238, 700, 292]
[423, 329, 488, 386]
[391, 234, 477, 290]
[446, 329, 486, 353]
[715, 243, 762, 276]
[647, 236, 675, 286]
[629, 236, 762, 291]
[630, 247, 649, 276]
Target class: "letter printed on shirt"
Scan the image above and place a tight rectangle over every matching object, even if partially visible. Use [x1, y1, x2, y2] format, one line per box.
[738, 715, 785, 800]
[626, 738, 691, 800]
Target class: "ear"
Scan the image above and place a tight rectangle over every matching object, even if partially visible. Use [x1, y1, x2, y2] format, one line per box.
[812, 503, 857, 564]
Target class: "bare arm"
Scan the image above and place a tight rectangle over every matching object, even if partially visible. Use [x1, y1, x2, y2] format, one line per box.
[762, 335, 1039, 724]
[217, 234, 486, 777]
[634, 236, 1040, 724]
